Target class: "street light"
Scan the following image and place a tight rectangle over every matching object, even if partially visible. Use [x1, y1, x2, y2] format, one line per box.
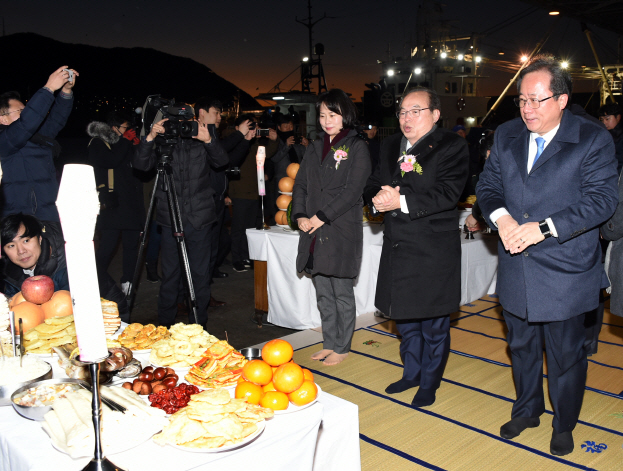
[414, 67, 422, 74]
[458, 54, 464, 60]
[561, 61, 569, 68]
[521, 55, 528, 62]
[440, 52, 447, 58]
[475, 56, 482, 63]
[302, 57, 309, 62]
[387, 70, 395, 76]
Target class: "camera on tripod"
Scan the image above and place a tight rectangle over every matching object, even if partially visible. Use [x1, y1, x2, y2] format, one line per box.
[140, 95, 199, 144]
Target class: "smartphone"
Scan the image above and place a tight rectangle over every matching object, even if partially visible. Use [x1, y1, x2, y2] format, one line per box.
[63, 68, 74, 83]
[257, 129, 270, 137]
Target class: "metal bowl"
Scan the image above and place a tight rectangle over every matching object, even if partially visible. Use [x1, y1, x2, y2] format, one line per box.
[0, 359, 53, 407]
[240, 347, 262, 360]
[11, 378, 88, 421]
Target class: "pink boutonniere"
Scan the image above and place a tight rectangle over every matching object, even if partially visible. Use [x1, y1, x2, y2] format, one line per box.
[331, 145, 349, 169]
[398, 151, 423, 177]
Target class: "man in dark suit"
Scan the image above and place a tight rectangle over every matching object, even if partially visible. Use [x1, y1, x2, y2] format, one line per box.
[477, 55, 618, 456]
[364, 87, 468, 407]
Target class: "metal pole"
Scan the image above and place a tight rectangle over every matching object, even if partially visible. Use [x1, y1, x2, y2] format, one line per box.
[583, 24, 616, 104]
[481, 18, 559, 126]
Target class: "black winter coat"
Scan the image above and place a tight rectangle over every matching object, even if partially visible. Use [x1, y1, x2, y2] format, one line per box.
[364, 128, 469, 320]
[0, 88, 73, 222]
[292, 130, 371, 278]
[133, 136, 229, 230]
[87, 122, 145, 231]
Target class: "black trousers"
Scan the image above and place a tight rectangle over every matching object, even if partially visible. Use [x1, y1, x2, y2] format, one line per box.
[96, 229, 140, 284]
[396, 316, 451, 390]
[504, 310, 588, 433]
[209, 197, 226, 282]
[231, 198, 260, 264]
[159, 221, 213, 326]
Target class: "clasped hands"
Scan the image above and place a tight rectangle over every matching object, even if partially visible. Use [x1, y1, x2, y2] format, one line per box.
[496, 215, 545, 254]
[372, 186, 401, 212]
[297, 215, 324, 234]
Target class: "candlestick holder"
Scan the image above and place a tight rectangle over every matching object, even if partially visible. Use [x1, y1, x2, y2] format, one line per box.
[258, 195, 270, 230]
[75, 357, 125, 471]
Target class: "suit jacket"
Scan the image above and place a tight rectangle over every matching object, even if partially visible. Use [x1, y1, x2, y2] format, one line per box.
[363, 127, 469, 319]
[292, 130, 371, 278]
[477, 110, 619, 322]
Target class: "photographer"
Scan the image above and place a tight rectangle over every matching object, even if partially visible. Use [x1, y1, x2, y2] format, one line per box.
[133, 107, 229, 328]
[0, 66, 78, 221]
[87, 111, 144, 297]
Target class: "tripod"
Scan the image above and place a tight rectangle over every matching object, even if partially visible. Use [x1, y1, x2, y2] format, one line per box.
[127, 142, 199, 325]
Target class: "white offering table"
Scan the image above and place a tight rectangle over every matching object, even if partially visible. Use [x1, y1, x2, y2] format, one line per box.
[247, 223, 498, 330]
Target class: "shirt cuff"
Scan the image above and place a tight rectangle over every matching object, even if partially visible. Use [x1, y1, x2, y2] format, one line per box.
[545, 217, 558, 238]
[400, 195, 409, 213]
[42, 86, 54, 94]
[59, 90, 73, 99]
[489, 208, 510, 227]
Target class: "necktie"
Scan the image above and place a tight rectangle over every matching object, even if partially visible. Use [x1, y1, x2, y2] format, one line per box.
[534, 137, 545, 165]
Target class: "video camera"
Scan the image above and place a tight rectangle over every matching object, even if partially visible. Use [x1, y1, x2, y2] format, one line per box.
[140, 95, 199, 144]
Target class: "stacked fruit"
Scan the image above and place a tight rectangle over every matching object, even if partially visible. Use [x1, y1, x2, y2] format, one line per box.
[235, 339, 318, 411]
[10, 276, 73, 332]
[275, 163, 299, 228]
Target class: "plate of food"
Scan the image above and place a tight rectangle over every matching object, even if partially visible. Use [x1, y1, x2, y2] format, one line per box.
[170, 420, 265, 453]
[273, 383, 321, 415]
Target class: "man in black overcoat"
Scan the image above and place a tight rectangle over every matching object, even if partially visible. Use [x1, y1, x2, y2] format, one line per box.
[364, 88, 469, 407]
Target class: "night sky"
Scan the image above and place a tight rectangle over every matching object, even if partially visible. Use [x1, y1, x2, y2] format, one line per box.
[2, 0, 620, 102]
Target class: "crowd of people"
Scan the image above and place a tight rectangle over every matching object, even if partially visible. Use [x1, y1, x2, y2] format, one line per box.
[1, 54, 622, 457]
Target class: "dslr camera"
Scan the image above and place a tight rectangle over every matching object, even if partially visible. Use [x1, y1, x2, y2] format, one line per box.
[140, 95, 199, 144]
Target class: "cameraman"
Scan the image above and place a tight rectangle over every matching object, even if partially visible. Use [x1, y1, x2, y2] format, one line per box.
[133, 109, 229, 328]
[0, 66, 78, 221]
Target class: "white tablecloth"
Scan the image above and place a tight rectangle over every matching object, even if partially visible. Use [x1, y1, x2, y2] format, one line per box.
[247, 225, 498, 329]
[0, 357, 360, 471]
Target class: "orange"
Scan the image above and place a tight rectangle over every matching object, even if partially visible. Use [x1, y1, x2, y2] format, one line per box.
[272, 362, 304, 393]
[9, 292, 26, 309]
[242, 359, 273, 386]
[263, 381, 277, 392]
[238, 375, 247, 383]
[302, 368, 314, 382]
[261, 339, 294, 366]
[278, 177, 294, 192]
[12, 302, 45, 332]
[41, 290, 73, 319]
[288, 380, 318, 407]
[275, 211, 288, 225]
[276, 194, 292, 210]
[235, 381, 264, 405]
[286, 163, 300, 179]
[260, 391, 289, 411]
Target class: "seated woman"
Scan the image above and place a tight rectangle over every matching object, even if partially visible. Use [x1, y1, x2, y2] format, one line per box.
[1, 213, 68, 297]
[0, 213, 130, 321]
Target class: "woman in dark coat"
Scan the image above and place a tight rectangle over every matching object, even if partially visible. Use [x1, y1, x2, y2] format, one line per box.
[364, 87, 469, 406]
[292, 89, 371, 366]
[87, 112, 145, 296]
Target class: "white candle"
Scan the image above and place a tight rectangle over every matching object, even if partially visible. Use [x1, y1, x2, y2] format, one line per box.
[256, 146, 266, 196]
[56, 164, 108, 363]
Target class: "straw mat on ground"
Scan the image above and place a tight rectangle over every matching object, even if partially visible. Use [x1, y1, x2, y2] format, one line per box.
[293, 297, 623, 470]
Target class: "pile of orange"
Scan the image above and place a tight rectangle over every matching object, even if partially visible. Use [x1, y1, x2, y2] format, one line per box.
[10, 290, 73, 332]
[235, 339, 318, 411]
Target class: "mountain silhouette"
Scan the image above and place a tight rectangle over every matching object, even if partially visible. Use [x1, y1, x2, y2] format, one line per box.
[0, 33, 262, 136]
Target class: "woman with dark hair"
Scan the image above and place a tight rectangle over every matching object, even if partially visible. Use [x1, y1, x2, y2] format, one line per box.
[292, 89, 371, 366]
[598, 103, 623, 175]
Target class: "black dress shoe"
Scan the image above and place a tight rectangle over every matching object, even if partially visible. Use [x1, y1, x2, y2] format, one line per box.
[385, 378, 420, 394]
[209, 296, 226, 307]
[145, 262, 161, 283]
[550, 430, 574, 456]
[500, 417, 540, 439]
[233, 262, 248, 272]
[411, 388, 436, 407]
[213, 270, 228, 278]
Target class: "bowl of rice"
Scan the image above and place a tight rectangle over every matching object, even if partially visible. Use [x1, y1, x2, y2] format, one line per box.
[0, 357, 53, 406]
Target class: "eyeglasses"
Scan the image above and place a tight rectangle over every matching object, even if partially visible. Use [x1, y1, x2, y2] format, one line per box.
[396, 108, 430, 119]
[514, 95, 561, 109]
[1, 108, 24, 117]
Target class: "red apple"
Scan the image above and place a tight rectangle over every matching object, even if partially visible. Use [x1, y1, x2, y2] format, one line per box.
[21, 275, 55, 305]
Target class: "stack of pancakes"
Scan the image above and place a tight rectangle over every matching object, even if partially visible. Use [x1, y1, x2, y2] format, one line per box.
[101, 298, 121, 337]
